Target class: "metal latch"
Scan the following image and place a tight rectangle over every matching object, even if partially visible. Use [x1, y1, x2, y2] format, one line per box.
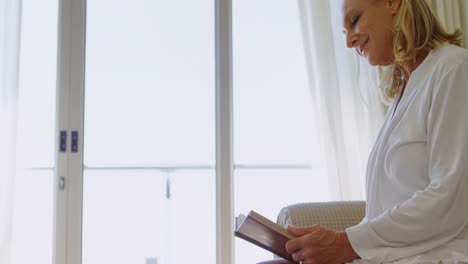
[59, 176, 66, 190]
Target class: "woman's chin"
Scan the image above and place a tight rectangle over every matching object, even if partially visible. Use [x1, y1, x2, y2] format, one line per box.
[367, 56, 392, 67]
[366, 57, 379, 66]
[365, 52, 394, 66]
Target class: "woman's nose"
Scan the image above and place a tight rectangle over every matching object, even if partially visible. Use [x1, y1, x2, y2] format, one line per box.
[346, 32, 359, 49]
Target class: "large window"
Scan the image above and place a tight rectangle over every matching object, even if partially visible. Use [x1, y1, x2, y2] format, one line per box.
[82, 0, 216, 264]
[233, 0, 325, 263]
[12, 1, 326, 264]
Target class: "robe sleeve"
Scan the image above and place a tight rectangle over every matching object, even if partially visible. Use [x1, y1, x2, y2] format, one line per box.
[345, 61, 468, 263]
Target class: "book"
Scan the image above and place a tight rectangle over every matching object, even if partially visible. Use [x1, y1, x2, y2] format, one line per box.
[234, 210, 297, 263]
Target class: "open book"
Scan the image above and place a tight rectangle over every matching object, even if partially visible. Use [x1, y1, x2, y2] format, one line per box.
[234, 210, 297, 263]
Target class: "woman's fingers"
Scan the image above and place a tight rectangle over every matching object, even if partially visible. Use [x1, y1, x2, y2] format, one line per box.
[287, 225, 320, 236]
[286, 225, 329, 254]
[290, 247, 326, 264]
[291, 250, 303, 262]
[286, 226, 354, 264]
[285, 236, 304, 255]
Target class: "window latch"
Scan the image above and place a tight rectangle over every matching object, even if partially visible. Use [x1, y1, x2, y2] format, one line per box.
[59, 176, 66, 190]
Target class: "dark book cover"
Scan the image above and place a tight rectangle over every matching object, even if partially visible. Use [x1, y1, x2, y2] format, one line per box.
[234, 210, 298, 263]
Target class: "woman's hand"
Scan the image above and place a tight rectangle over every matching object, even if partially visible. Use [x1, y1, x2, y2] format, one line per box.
[285, 225, 359, 264]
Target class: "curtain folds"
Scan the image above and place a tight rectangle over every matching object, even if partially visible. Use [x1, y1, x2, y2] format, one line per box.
[298, 0, 386, 200]
[429, 0, 468, 48]
[0, 0, 21, 263]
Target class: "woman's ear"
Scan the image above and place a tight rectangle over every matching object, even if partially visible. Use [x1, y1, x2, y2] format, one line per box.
[387, 0, 401, 15]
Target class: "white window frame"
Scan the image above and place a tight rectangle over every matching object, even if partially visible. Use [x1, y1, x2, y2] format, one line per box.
[215, 0, 234, 263]
[53, 0, 235, 264]
[53, 0, 86, 263]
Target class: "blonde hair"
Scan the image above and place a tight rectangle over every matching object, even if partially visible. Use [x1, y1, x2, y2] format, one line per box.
[380, 0, 463, 102]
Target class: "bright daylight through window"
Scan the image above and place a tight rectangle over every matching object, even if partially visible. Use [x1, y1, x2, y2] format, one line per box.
[13, 0, 326, 264]
[233, 0, 326, 263]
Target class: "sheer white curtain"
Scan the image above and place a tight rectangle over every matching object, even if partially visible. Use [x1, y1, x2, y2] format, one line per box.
[0, 0, 21, 263]
[297, 0, 386, 200]
[430, 0, 468, 48]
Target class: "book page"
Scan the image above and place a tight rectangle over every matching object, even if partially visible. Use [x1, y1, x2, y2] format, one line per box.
[249, 211, 296, 239]
[234, 210, 297, 262]
[236, 214, 247, 229]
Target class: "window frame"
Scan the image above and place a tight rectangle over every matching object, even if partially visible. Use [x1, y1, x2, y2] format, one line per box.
[53, 0, 86, 263]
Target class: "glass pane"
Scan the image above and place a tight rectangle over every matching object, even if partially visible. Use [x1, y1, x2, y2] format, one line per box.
[82, 170, 166, 264]
[234, 168, 327, 263]
[11, 171, 54, 264]
[83, 1, 215, 264]
[82, 170, 215, 264]
[233, 0, 319, 165]
[16, 0, 58, 168]
[233, 0, 325, 263]
[84, 0, 214, 167]
[12, 0, 58, 263]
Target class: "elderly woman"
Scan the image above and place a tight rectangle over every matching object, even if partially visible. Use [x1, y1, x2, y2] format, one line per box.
[285, 0, 468, 263]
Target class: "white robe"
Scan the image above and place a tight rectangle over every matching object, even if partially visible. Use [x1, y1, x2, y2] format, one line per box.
[346, 43, 468, 264]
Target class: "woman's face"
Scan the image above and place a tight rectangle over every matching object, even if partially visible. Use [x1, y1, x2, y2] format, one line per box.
[341, 0, 399, 66]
